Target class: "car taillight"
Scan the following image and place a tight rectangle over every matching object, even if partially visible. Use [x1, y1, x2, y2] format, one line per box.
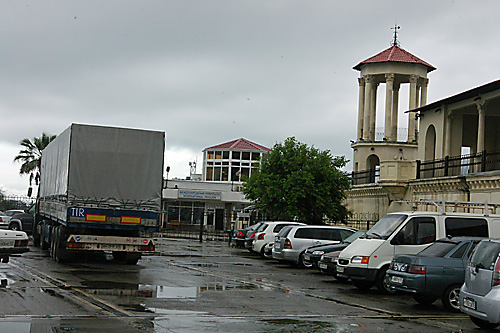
[0, 217, 3, 222]
[14, 239, 28, 247]
[257, 233, 265, 240]
[492, 257, 500, 287]
[284, 238, 292, 249]
[410, 265, 426, 274]
[250, 232, 255, 238]
[237, 231, 245, 238]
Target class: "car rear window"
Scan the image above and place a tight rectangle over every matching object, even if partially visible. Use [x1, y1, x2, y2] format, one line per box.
[418, 241, 458, 257]
[445, 217, 488, 237]
[276, 226, 293, 237]
[257, 223, 268, 232]
[273, 224, 292, 233]
[294, 228, 343, 241]
[469, 241, 500, 270]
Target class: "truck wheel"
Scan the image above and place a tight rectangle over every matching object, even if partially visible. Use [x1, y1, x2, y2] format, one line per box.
[375, 266, 396, 294]
[33, 224, 40, 247]
[40, 225, 49, 250]
[54, 226, 68, 263]
[125, 253, 141, 265]
[442, 284, 461, 312]
[352, 279, 374, 291]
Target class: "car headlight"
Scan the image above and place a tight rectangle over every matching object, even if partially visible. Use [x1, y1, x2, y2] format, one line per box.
[351, 256, 370, 264]
[312, 250, 325, 256]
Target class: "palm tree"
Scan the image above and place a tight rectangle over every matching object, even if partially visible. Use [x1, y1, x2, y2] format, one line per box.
[14, 132, 56, 186]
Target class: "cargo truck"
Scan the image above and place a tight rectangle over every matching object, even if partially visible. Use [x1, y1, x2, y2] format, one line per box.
[32, 124, 165, 264]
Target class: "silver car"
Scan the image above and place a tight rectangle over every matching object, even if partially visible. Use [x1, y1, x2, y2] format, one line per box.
[0, 211, 11, 229]
[460, 238, 500, 329]
[272, 225, 356, 267]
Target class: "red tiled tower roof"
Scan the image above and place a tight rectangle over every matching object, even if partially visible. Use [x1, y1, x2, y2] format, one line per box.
[204, 138, 271, 151]
[353, 46, 436, 72]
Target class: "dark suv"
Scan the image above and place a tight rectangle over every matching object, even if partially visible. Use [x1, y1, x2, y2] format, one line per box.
[8, 205, 35, 235]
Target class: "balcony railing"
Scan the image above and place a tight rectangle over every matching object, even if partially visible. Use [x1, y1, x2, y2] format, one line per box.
[416, 150, 500, 179]
[351, 167, 380, 185]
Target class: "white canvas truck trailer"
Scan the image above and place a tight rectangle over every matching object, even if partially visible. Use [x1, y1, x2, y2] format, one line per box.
[33, 123, 165, 264]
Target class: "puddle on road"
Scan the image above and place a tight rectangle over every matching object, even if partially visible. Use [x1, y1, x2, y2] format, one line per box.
[79, 281, 267, 299]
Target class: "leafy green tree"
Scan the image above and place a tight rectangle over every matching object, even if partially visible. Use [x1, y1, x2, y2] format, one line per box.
[243, 137, 351, 225]
[13, 132, 56, 186]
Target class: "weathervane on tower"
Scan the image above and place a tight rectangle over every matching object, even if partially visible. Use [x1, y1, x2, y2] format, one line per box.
[391, 24, 401, 47]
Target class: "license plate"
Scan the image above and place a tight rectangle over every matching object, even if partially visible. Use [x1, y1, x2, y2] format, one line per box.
[274, 243, 280, 250]
[336, 266, 344, 273]
[390, 276, 403, 284]
[463, 297, 477, 310]
[319, 263, 327, 269]
[100, 244, 124, 250]
[0, 240, 14, 247]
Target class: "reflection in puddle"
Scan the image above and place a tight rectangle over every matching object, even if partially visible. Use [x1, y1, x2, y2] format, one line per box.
[81, 281, 268, 299]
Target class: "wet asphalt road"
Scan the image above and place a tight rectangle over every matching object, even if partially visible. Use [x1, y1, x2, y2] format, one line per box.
[0, 237, 488, 332]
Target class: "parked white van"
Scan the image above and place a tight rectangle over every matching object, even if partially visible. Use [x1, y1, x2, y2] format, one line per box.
[336, 200, 500, 293]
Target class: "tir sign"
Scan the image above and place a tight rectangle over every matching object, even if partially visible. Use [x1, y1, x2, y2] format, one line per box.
[121, 216, 141, 224]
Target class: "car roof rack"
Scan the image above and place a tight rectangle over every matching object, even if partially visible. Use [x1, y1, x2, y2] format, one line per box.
[396, 199, 500, 216]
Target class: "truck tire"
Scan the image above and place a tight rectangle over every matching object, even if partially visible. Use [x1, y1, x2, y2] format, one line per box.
[33, 222, 41, 247]
[40, 224, 49, 250]
[53, 226, 70, 263]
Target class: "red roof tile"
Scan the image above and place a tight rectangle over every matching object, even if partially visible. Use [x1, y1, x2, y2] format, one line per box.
[353, 46, 436, 72]
[204, 138, 271, 151]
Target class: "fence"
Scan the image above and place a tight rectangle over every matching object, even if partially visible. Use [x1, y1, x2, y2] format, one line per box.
[157, 229, 231, 242]
[351, 168, 380, 185]
[0, 195, 35, 211]
[416, 150, 500, 179]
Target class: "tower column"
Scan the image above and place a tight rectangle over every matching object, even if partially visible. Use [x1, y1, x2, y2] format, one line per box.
[476, 100, 486, 153]
[357, 77, 366, 141]
[391, 83, 400, 141]
[384, 74, 394, 140]
[408, 75, 418, 142]
[444, 106, 452, 156]
[420, 78, 429, 106]
[362, 75, 373, 141]
[370, 82, 378, 141]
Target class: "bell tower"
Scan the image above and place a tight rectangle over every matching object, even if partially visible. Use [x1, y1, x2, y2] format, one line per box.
[351, 27, 436, 180]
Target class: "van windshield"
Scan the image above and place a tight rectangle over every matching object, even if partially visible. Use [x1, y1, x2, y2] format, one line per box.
[366, 214, 407, 240]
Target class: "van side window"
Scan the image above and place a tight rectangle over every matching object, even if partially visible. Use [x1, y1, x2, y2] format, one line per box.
[391, 217, 436, 245]
[445, 218, 488, 237]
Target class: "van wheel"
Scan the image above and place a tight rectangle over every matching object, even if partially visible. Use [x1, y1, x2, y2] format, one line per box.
[352, 280, 374, 291]
[375, 267, 396, 294]
[442, 284, 461, 312]
[470, 316, 500, 329]
[413, 294, 437, 305]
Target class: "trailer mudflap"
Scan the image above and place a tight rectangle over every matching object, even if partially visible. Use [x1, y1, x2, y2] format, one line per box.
[66, 234, 155, 253]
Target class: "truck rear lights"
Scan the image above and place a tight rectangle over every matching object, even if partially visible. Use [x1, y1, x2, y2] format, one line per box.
[409, 265, 426, 274]
[139, 244, 155, 252]
[284, 238, 292, 249]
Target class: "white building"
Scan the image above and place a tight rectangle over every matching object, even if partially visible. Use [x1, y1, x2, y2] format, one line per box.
[162, 138, 271, 231]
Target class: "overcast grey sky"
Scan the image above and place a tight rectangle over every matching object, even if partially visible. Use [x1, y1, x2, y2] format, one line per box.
[1, 0, 499, 195]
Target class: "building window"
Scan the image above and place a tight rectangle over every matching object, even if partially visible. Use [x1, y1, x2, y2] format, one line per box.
[215, 151, 222, 159]
[252, 152, 260, 160]
[232, 151, 240, 159]
[223, 151, 230, 159]
[166, 201, 205, 225]
[207, 151, 214, 159]
[242, 152, 250, 160]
